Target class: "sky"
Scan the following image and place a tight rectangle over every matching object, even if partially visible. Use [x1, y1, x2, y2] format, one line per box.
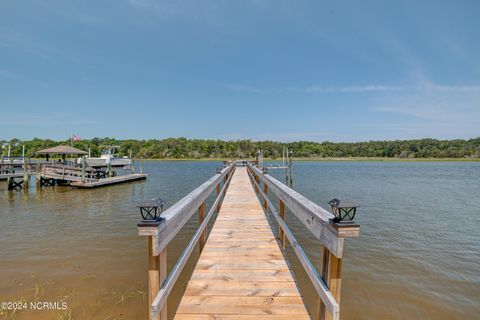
[0, 0, 479, 142]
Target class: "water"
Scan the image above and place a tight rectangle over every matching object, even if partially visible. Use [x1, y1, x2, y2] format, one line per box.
[1, 161, 479, 319]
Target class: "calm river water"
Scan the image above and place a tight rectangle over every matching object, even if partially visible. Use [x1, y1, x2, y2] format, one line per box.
[1, 161, 479, 319]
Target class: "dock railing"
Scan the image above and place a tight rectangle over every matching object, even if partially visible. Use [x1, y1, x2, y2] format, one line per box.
[137, 162, 236, 320]
[41, 164, 107, 183]
[246, 162, 360, 320]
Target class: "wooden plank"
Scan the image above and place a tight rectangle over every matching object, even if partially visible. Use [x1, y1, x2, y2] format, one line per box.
[183, 280, 300, 297]
[190, 269, 295, 282]
[176, 296, 308, 315]
[174, 167, 308, 319]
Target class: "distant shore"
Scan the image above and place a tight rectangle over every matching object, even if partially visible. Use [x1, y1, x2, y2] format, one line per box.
[134, 157, 480, 162]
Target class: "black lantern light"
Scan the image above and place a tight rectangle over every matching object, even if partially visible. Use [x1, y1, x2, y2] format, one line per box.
[329, 198, 359, 223]
[138, 198, 165, 224]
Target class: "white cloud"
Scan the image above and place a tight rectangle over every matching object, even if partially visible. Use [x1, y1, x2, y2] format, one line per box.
[224, 83, 406, 94]
[373, 80, 480, 123]
[224, 82, 480, 95]
[222, 84, 267, 94]
[304, 84, 404, 93]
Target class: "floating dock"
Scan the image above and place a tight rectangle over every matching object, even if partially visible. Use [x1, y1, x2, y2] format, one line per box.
[71, 173, 147, 188]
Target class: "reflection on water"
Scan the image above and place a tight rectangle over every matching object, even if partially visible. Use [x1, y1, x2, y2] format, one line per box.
[1, 161, 479, 319]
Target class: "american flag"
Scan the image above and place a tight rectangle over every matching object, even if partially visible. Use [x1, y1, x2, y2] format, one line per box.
[72, 134, 82, 141]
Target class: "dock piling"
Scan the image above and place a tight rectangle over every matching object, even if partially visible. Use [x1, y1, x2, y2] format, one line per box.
[81, 156, 86, 183]
[22, 158, 29, 190]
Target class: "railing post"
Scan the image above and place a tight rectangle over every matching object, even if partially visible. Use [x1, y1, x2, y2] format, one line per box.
[159, 248, 167, 319]
[198, 201, 207, 251]
[216, 183, 221, 212]
[148, 236, 167, 320]
[263, 181, 268, 210]
[279, 200, 286, 248]
[319, 247, 343, 320]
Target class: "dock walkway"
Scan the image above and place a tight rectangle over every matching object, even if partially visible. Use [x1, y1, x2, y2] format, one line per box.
[174, 167, 309, 319]
[138, 161, 359, 320]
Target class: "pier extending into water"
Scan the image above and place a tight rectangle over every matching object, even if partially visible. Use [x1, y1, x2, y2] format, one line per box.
[137, 161, 359, 320]
[1, 161, 147, 190]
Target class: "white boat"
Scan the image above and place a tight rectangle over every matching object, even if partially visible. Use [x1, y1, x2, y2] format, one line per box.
[77, 146, 131, 168]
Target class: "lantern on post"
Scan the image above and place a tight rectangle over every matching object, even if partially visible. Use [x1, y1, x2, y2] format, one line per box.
[138, 198, 165, 226]
[329, 198, 359, 223]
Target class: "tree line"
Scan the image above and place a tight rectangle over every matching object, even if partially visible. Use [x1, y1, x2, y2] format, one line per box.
[1, 137, 479, 159]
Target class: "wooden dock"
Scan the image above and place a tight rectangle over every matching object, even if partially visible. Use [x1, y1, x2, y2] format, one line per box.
[175, 167, 309, 319]
[71, 173, 147, 188]
[39, 164, 147, 188]
[137, 161, 359, 320]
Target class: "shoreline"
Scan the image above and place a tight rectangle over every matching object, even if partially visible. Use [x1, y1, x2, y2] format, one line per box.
[133, 157, 480, 162]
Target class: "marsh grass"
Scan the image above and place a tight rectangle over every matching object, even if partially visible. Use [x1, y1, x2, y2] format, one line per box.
[2, 276, 146, 319]
[56, 310, 72, 320]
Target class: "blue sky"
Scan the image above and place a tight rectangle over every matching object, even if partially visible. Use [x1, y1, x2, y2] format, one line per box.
[0, 0, 479, 142]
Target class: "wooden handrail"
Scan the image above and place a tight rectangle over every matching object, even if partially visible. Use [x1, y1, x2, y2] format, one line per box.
[246, 162, 359, 320]
[248, 167, 339, 317]
[150, 165, 235, 319]
[138, 162, 236, 320]
[41, 164, 107, 183]
[138, 163, 236, 254]
[248, 163, 359, 257]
